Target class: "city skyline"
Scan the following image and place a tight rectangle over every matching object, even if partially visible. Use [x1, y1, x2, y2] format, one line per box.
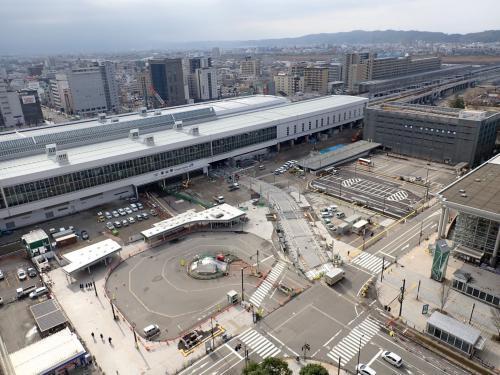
[1, 0, 500, 54]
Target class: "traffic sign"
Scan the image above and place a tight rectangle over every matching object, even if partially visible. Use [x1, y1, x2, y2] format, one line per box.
[422, 304, 429, 315]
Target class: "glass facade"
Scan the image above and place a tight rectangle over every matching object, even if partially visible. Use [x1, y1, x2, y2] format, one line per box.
[452, 278, 499, 307]
[2, 125, 277, 208]
[0, 194, 5, 209]
[426, 323, 472, 355]
[212, 126, 276, 155]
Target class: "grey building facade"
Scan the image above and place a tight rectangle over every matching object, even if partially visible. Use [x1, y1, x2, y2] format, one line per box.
[364, 103, 500, 167]
[149, 58, 187, 107]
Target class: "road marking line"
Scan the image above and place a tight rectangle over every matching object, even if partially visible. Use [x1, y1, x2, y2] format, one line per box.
[267, 332, 300, 357]
[225, 343, 243, 360]
[323, 329, 342, 347]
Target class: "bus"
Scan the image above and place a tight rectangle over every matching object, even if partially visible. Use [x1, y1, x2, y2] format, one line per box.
[358, 158, 373, 167]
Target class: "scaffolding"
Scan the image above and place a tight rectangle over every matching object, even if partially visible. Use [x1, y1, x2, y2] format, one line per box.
[452, 213, 499, 261]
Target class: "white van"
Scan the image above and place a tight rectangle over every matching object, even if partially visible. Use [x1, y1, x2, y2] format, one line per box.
[143, 324, 160, 338]
[29, 286, 49, 299]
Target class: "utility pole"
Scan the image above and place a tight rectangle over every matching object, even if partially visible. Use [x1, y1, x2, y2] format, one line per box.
[418, 220, 424, 245]
[92, 278, 98, 297]
[210, 316, 215, 349]
[416, 280, 421, 301]
[469, 303, 475, 324]
[337, 356, 341, 375]
[399, 279, 406, 317]
[241, 268, 244, 302]
[380, 257, 385, 282]
[256, 249, 259, 274]
[356, 335, 364, 371]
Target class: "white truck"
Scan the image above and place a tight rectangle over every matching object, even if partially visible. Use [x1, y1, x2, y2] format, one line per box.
[325, 268, 345, 286]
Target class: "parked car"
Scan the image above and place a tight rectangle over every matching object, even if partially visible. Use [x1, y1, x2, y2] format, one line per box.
[118, 208, 126, 216]
[355, 364, 376, 375]
[142, 213, 149, 220]
[122, 219, 129, 227]
[106, 222, 115, 231]
[125, 207, 133, 214]
[335, 211, 345, 219]
[29, 286, 49, 299]
[27, 267, 37, 278]
[113, 220, 122, 228]
[17, 268, 27, 281]
[136, 214, 143, 221]
[137, 202, 144, 210]
[321, 212, 332, 218]
[112, 210, 120, 218]
[104, 211, 113, 219]
[381, 351, 403, 367]
[149, 209, 158, 216]
[128, 216, 135, 224]
[130, 204, 138, 212]
[80, 230, 89, 240]
[0, 269, 4, 280]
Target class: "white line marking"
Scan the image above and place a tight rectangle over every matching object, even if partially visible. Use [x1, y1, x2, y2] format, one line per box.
[367, 349, 384, 366]
[323, 329, 342, 347]
[225, 343, 243, 360]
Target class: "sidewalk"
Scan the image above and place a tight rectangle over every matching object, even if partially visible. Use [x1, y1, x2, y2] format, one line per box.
[376, 233, 500, 368]
[283, 357, 350, 374]
[48, 241, 254, 374]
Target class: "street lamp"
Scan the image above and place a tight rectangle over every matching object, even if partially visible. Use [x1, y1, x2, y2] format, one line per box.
[356, 334, 364, 373]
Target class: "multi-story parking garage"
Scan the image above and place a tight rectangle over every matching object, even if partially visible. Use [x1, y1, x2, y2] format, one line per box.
[0, 95, 367, 229]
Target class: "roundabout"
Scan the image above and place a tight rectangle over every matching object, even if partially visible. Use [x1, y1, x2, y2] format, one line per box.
[105, 232, 275, 340]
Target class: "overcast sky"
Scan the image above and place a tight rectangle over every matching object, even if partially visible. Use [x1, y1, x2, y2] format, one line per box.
[1, 0, 499, 55]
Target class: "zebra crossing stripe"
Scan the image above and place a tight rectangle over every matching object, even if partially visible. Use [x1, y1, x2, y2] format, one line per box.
[352, 253, 384, 273]
[239, 330, 281, 359]
[387, 190, 408, 202]
[249, 262, 286, 307]
[326, 318, 381, 366]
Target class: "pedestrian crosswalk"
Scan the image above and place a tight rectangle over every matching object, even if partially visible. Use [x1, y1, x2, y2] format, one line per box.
[238, 329, 281, 359]
[387, 190, 408, 202]
[341, 178, 362, 188]
[351, 252, 385, 273]
[249, 262, 286, 307]
[327, 318, 381, 366]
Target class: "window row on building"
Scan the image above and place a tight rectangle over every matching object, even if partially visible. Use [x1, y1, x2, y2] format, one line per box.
[426, 323, 473, 355]
[2, 126, 277, 207]
[452, 278, 499, 307]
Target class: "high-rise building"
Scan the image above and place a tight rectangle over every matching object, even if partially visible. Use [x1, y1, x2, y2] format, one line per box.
[343, 53, 442, 93]
[240, 56, 261, 78]
[67, 61, 119, 116]
[184, 58, 217, 102]
[304, 66, 329, 95]
[49, 73, 73, 114]
[211, 47, 221, 59]
[149, 58, 186, 107]
[0, 80, 25, 128]
[328, 63, 343, 82]
[273, 73, 304, 97]
[18, 89, 43, 126]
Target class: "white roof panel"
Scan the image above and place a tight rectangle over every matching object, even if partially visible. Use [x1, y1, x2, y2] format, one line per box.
[10, 327, 85, 375]
[62, 239, 121, 274]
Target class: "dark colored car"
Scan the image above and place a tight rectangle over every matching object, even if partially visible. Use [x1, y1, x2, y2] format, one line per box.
[81, 230, 89, 240]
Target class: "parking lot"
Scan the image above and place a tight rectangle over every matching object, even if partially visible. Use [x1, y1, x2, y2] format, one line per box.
[312, 169, 423, 218]
[0, 252, 45, 352]
[106, 232, 276, 341]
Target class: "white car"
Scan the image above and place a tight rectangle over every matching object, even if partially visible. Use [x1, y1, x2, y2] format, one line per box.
[17, 268, 27, 281]
[125, 207, 133, 214]
[128, 216, 135, 224]
[381, 351, 403, 367]
[355, 364, 376, 375]
[112, 210, 120, 218]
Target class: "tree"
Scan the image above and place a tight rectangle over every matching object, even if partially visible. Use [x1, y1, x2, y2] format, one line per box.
[448, 95, 465, 109]
[243, 358, 292, 375]
[299, 363, 329, 375]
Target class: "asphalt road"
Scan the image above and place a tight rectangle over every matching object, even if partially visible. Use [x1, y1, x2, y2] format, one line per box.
[182, 284, 469, 375]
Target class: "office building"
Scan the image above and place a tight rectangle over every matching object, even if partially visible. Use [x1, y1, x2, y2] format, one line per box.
[304, 66, 329, 95]
[67, 61, 119, 116]
[364, 103, 500, 167]
[19, 89, 43, 126]
[343, 53, 441, 93]
[149, 58, 187, 107]
[437, 153, 500, 267]
[0, 94, 367, 229]
[212, 47, 221, 59]
[328, 63, 343, 83]
[49, 73, 72, 114]
[0, 80, 24, 128]
[273, 73, 304, 97]
[240, 57, 261, 78]
[186, 58, 217, 102]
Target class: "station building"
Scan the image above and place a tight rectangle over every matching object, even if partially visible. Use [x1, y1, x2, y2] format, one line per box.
[0, 95, 367, 229]
[437, 153, 500, 266]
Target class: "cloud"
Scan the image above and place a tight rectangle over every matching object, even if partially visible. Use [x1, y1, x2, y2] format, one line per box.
[0, 0, 498, 54]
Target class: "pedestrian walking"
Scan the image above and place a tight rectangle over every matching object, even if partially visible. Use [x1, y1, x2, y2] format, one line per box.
[100, 333, 104, 341]
[91, 332, 95, 339]
[108, 337, 112, 345]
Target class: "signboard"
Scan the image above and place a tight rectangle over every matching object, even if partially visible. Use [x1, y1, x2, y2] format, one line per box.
[422, 304, 429, 315]
[21, 95, 36, 105]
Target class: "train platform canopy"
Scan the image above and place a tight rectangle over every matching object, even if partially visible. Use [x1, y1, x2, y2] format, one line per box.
[427, 311, 485, 350]
[62, 239, 121, 275]
[10, 327, 86, 375]
[298, 140, 381, 171]
[141, 203, 246, 241]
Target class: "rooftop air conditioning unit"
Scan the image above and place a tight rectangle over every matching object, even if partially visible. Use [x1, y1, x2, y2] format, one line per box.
[139, 107, 147, 117]
[45, 143, 57, 157]
[56, 151, 69, 164]
[143, 136, 155, 146]
[98, 113, 107, 123]
[174, 120, 183, 130]
[129, 129, 139, 140]
[111, 117, 119, 123]
[154, 110, 162, 116]
[190, 126, 199, 136]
